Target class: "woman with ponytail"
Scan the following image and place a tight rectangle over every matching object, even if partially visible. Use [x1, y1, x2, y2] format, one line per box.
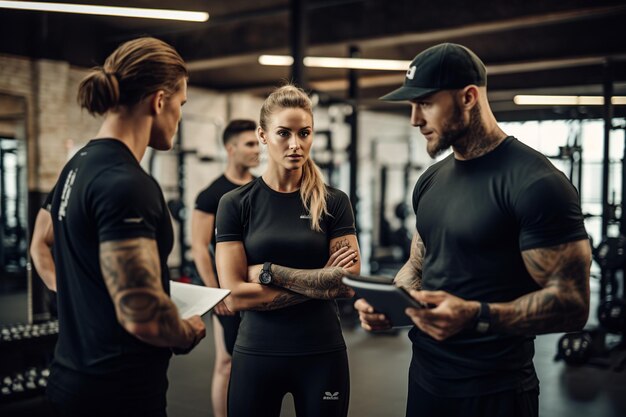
[46, 37, 205, 417]
[215, 84, 361, 417]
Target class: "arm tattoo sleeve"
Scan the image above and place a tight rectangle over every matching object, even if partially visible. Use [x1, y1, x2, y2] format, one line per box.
[100, 238, 189, 343]
[269, 265, 354, 299]
[253, 290, 309, 311]
[394, 233, 424, 290]
[491, 240, 591, 335]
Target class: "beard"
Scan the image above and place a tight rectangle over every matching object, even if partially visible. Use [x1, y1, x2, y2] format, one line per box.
[426, 101, 483, 158]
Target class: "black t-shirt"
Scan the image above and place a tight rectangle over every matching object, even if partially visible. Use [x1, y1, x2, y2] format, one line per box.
[216, 177, 356, 355]
[47, 139, 174, 405]
[410, 136, 588, 397]
[43, 187, 54, 211]
[195, 174, 248, 252]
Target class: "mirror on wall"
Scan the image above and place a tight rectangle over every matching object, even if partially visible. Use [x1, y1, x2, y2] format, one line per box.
[0, 93, 28, 324]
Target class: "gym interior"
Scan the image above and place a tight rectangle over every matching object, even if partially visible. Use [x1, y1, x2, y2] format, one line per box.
[1, 1, 626, 416]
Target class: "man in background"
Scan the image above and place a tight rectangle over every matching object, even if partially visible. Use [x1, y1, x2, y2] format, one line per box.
[191, 119, 260, 417]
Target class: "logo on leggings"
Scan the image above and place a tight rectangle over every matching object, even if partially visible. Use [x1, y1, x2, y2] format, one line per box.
[323, 392, 339, 400]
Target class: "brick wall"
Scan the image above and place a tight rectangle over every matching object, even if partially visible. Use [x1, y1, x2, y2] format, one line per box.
[0, 54, 35, 189]
[0, 54, 102, 191]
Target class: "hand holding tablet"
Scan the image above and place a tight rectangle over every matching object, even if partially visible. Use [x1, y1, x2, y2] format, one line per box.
[342, 274, 428, 327]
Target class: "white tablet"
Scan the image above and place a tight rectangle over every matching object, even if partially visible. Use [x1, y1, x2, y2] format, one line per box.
[170, 281, 230, 319]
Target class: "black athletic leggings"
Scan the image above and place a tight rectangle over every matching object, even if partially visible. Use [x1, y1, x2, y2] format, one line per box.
[228, 349, 350, 417]
[215, 312, 241, 355]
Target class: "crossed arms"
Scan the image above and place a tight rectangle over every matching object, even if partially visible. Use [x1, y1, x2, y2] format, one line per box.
[215, 234, 361, 312]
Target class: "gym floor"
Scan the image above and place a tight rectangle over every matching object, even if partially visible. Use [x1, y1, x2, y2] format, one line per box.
[2, 280, 626, 417]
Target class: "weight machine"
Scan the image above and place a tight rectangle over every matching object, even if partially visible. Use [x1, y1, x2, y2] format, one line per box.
[368, 136, 422, 276]
[556, 121, 626, 368]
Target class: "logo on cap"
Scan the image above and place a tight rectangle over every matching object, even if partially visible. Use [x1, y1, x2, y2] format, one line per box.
[406, 66, 416, 80]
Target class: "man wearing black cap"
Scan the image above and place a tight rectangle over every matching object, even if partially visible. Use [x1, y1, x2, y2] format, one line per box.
[355, 43, 591, 416]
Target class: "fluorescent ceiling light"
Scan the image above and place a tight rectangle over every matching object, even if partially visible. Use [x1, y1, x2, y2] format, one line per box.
[258, 55, 294, 66]
[303, 57, 410, 71]
[0, 1, 209, 22]
[514, 95, 626, 106]
[259, 55, 410, 71]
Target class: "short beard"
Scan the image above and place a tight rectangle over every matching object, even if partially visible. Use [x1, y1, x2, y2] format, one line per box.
[427, 100, 484, 158]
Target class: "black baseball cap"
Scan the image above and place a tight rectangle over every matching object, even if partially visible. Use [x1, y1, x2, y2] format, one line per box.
[380, 43, 487, 101]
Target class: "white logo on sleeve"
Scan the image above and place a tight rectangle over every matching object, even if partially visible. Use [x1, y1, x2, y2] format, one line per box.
[58, 168, 78, 221]
[123, 217, 144, 224]
[406, 65, 416, 80]
[299, 214, 312, 219]
[323, 391, 339, 400]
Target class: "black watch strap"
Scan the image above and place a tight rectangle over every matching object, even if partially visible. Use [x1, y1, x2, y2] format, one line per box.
[259, 262, 273, 285]
[474, 302, 491, 334]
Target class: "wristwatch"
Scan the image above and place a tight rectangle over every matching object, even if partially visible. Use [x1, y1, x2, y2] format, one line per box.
[474, 302, 491, 334]
[259, 262, 273, 285]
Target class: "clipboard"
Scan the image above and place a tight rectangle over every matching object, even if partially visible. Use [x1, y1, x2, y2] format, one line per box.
[342, 274, 426, 327]
[170, 281, 230, 319]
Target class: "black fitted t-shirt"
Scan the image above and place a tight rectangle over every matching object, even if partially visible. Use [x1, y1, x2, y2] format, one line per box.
[216, 177, 356, 355]
[43, 187, 54, 211]
[410, 136, 588, 397]
[195, 174, 247, 251]
[47, 139, 174, 405]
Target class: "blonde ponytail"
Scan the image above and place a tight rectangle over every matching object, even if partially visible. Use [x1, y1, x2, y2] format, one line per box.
[301, 158, 329, 232]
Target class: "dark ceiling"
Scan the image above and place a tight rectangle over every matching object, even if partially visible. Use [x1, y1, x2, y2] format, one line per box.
[1, 0, 625, 121]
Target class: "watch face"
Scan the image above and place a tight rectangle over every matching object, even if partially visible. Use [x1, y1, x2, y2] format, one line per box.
[260, 271, 272, 285]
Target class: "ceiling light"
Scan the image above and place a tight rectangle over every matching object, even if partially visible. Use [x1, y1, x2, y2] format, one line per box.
[0, 1, 209, 22]
[514, 95, 626, 106]
[259, 55, 410, 71]
[303, 57, 410, 71]
[258, 55, 294, 66]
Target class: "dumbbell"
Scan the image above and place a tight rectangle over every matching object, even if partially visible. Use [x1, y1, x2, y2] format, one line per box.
[597, 296, 626, 333]
[554, 331, 593, 365]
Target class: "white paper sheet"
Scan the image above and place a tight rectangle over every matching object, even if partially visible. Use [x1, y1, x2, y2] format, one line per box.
[170, 281, 230, 319]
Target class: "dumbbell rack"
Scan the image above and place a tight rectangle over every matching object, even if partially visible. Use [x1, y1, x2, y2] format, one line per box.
[0, 321, 58, 406]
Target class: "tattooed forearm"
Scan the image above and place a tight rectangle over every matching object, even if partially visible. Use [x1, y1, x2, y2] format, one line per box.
[100, 238, 193, 347]
[331, 238, 351, 253]
[490, 240, 591, 335]
[253, 290, 309, 311]
[270, 265, 354, 299]
[117, 290, 161, 323]
[394, 233, 424, 290]
[395, 263, 421, 290]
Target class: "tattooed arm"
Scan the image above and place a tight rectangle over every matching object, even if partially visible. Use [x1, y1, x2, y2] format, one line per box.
[489, 239, 591, 335]
[246, 235, 360, 300]
[405, 238, 591, 341]
[100, 238, 206, 350]
[394, 232, 425, 291]
[216, 241, 308, 311]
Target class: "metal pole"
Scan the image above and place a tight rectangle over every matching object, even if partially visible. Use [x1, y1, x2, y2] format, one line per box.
[348, 45, 360, 233]
[601, 60, 613, 238]
[176, 123, 188, 276]
[290, 0, 307, 88]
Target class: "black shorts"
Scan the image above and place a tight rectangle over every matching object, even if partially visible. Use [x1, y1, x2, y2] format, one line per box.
[406, 375, 538, 417]
[214, 312, 241, 355]
[228, 349, 350, 417]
